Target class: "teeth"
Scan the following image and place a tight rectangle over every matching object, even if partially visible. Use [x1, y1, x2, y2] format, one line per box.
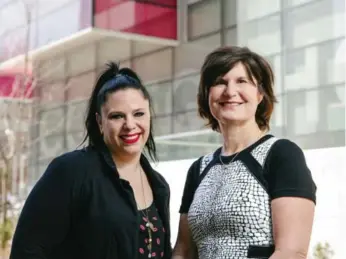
[122, 135, 138, 140]
[221, 103, 241, 106]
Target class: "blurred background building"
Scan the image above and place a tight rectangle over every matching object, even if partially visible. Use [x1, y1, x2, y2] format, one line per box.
[1, 0, 344, 191]
[0, 0, 345, 257]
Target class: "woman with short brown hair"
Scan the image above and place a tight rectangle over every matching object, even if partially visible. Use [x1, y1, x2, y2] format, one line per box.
[173, 46, 316, 259]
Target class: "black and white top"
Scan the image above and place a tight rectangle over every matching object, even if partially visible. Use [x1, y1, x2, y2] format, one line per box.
[179, 135, 316, 259]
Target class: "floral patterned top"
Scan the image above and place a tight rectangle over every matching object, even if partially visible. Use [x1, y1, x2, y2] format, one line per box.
[138, 202, 165, 258]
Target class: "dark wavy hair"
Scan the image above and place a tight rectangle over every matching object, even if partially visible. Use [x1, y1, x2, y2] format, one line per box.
[81, 62, 157, 161]
[198, 46, 277, 131]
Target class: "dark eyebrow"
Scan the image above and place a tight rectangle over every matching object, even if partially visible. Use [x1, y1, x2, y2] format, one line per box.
[213, 76, 227, 84]
[107, 111, 123, 116]
[239, 75, 257, 85]
[107, 108, 145, 115]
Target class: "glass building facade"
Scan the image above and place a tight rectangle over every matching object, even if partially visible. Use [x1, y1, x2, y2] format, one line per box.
[0, 0, 345, 191]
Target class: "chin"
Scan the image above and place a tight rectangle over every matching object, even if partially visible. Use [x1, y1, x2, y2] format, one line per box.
[122, 145, 143, 156]
[220, 114, 242, 121]
[219, 116, 248, 126]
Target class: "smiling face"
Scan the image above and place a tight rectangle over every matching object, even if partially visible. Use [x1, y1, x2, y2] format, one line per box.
[208, 62, 263, 128]
[96, 88, 150, 159]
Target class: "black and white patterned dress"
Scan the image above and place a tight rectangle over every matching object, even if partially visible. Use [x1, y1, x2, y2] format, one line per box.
[179, 135, 316, 259]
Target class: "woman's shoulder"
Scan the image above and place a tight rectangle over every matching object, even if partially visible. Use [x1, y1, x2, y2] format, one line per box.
[251, 135, 307, 170]
[186, 149, 220, 178]
[268, 137, 305, 159]
[51, 147, 95, 166]
[264, 136, 309, 173]
[46, 147, 99, 179]
[263, 137, 316, 202]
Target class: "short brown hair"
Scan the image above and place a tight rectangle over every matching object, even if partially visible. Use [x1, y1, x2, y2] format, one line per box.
[197, 46, 277, 131]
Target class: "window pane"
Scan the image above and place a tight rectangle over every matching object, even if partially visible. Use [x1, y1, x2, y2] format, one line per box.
[327, 85, 345, 131]
[133, 48, 173, 84]
[174, 33, 221, 77]
[283, 0, 316, 8]
[173, 74, 199, 113]
[188, 0, 202, 4]
[120, 60, 131, 68]
[36, 0, 75, 17]
[37, 56, 66, 82]
[188, 0, 221, 39]
[147, 81, 172, 116]
[67, 44, 96, 77]
[67, 72, 95, 101]
[153, 116, 172, 136]
[97, 38, 131, 67]
[27, 135, 39, 162]
[319, 39, 345, 86]
[266, 55, 283, 95]
[156, 142, 214, 161]
[291, 130, 345, 149]
[39, 81, 66, 106]
[155, 130, 222, 161]
[284, 85, 345, 137]
[269, 94, 285, 137]
[173, 110, 204, 133]
[39, 134, 64, 159]
[237, 15, 281, 56]
[66, 131, 84, 150]
[283, 0, 345, 49]
[39, 106, 65, 135]
[225, 27, 237, 46]
[0, 0, 11, 7]
[284, 39, 345, 91]
[35, 0, 87, 49]
[0, 2, 26, 34]
[66, 100, 87, 132]
[224, 0, 237, 27]
[0, 100, 33, 131]
[237, 0, 280, 21]
[133, 41, 165, 56]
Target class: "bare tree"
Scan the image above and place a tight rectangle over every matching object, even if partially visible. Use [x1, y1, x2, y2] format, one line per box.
[0, 0, 33, 255]
[313, 242, 334, 259]
[0, 57, 76, 255]
[0, 1, 70, 255]
[0, 78, 32, 259]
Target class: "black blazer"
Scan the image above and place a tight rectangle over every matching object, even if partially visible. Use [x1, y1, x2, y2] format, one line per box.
[10, 145, 172, 259]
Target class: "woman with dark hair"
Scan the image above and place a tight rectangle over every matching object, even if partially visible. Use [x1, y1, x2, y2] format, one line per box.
[10, 62, 172, 259]
[172, 46, 316, 259]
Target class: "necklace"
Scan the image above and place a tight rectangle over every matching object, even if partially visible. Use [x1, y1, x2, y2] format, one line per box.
[219, 150, 240, 171]
[219, 133, 265, 170]
[139, 167, 154, 258]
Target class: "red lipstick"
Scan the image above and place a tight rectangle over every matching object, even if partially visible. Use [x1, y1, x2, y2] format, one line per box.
[121, 134, 140, 144]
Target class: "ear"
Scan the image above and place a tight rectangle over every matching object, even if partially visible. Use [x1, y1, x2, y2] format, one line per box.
[257, 92, 264, 105]
[96, 113, 103, 134]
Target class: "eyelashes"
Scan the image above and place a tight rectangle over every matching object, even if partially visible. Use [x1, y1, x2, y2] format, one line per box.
[212, 78, 249, 86]
[109, 112, 145, 120]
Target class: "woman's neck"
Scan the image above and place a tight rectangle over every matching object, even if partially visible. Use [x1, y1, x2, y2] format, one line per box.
[112, 153, 142, 177]
[220, 120, 265, 156]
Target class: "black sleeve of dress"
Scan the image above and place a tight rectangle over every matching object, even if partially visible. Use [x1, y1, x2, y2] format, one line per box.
[10, 153, 84, 259]
[265, 139, 317, 203]
[179, 158, 201, 214]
